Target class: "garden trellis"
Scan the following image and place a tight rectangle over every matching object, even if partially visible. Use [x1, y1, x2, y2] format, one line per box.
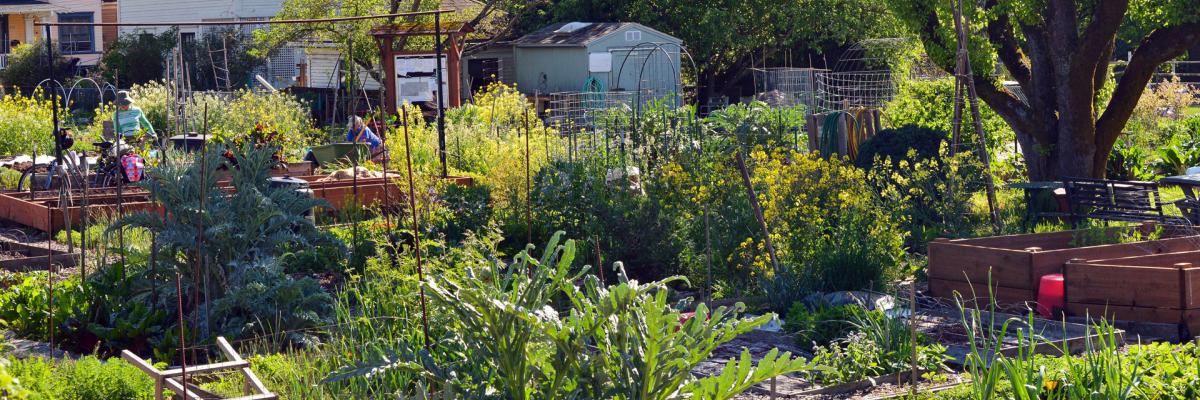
[29, 10, 455, 395]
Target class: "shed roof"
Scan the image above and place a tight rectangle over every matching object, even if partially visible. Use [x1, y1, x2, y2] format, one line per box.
[513, 22, 677, 47]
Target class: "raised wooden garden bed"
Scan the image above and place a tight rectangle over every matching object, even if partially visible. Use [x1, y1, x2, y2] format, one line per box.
[1065, 250, 1200, 336]
[915, 307, 1124, 366]
[928, 224, 1198, 305]
[0, 240, 78, 271]
[0, 175, 474, 232]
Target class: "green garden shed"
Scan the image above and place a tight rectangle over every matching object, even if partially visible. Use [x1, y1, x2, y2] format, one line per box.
[512, 22, 684, 97]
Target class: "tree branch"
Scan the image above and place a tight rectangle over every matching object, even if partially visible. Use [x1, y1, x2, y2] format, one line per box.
[973, 75, 1046, 144]
[1095, 22, 1200, 150]
[1092, 40, 1114, 109]
[1074, 0, 1128, 77]
[985, 10, 1030, 88]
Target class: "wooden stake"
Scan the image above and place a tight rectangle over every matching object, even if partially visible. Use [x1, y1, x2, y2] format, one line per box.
[402, 105, 432, 350]
[952, 0, 1002, 234]
[910, 282, 918, 397]
[733, 150, 780, 275]
[523, 107, 533, 246]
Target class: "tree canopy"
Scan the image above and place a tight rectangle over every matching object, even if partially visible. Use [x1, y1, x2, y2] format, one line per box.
[888, 0, 1200, 179]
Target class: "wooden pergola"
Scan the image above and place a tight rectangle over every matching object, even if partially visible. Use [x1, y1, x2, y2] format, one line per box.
[370, 20, 474, 176]
[370, 21, 475, 114]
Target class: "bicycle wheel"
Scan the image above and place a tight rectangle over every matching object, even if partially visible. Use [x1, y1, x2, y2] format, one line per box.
[16, 164, 51, 192]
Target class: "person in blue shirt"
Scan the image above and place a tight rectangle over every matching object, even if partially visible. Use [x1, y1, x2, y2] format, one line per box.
[346, 116, 382, 151]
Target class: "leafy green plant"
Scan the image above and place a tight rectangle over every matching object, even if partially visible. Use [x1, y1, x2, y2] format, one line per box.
[109, 145, 340, 347]
[785, 301, 862, 347]
[200, 262, 333, 348]
[9, 356, 154, 399]
[328, 232, 811, 399]
[1068, 224, 1163, 248]
[0, 359, 27, 400]
[808, 307, 947, 386]
[0, 273, 88, 342]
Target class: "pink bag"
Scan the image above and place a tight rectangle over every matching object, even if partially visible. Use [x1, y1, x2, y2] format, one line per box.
[121, 154, 145, 182]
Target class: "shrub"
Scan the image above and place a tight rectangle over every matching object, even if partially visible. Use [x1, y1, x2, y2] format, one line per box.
[662, 148, 907, 303]
[854, 124, 947, 170]
[0, 41, 76, 89]
[516, 159, 678, 281]
[868, 145, 987, 248]
[98, 30, 177, 87]
[0, 90, 54, 156]
[85, 81, 318, 158]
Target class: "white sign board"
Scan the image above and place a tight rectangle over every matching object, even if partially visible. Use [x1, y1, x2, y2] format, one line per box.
[394, 55, 449, 106]
[588, 52, 612, 73]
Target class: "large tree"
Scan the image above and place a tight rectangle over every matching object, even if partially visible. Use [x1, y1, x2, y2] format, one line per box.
[889, 0, 1200, 180]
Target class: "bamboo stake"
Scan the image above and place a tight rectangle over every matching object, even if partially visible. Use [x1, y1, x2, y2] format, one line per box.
[401, 105, 432, 349]
[952, 0, 1002, 234]
[733, 150, 780, 275]
[523, 107, 533, 246]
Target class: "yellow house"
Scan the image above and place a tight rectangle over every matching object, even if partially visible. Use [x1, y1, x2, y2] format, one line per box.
[0, 0, 106, 69]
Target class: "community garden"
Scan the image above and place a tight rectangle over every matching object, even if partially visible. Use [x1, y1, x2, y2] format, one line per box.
[0, 0, 1196, 399]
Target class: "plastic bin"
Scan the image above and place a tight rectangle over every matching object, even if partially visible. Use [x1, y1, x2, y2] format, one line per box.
[1037, 273, 1065, 317]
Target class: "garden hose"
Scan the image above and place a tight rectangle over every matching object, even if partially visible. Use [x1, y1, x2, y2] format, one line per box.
[820, 111, 844, 157]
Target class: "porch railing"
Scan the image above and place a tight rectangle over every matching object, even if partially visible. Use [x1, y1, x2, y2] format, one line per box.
[0, 53, 7, 70]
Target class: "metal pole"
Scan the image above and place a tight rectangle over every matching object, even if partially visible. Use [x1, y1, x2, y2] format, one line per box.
[45, 25, 61, 165]
[434, 13, 447, 177]
[46, 206, 54, 350]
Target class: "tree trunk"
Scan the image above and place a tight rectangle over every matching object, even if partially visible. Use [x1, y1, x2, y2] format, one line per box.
[1014, 126, 1055, 181]
[906, 0, 1199, 182]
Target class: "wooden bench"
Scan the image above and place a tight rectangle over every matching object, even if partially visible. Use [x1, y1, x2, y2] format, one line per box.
[1062, 177, 1185, 228]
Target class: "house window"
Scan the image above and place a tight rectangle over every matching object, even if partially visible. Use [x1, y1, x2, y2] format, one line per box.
[625, 30, 642, 42]
[58, 12, 95, 54]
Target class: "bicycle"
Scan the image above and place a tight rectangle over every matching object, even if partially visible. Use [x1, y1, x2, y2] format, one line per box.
[16, 137, 147, 192]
